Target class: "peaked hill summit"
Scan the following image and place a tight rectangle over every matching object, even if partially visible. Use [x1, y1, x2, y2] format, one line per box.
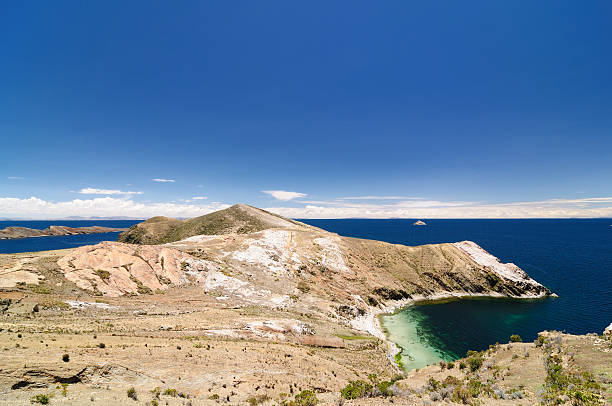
[117, 204, 309, 245]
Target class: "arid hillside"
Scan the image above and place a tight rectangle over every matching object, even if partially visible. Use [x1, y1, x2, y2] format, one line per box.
[2, 205, 607, 405]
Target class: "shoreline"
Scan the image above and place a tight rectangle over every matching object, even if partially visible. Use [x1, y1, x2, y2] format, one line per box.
[350, 290, 553, 371]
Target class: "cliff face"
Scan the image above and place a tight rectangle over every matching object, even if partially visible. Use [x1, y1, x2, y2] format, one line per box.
[0, 225, 126, 240]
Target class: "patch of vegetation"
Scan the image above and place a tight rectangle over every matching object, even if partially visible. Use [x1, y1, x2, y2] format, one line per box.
[98, 343, 105, 348]
[394, 351, 404, 369]
[30, 394, 51, 404]
[208, 394, 219, 400]
[509, 334, 522, 342]
[62, 353, 70, 362]
[129, 276, 152, 295]
[297, 281, 310, 293]
[290, 390, 318, 406]
[247, 394, 270, 405]
[94, 269, 111, 280]
[542, 353, 602, 405]
[28, 284, 52, 294]
[341, 380, 372, 399]
[163, 388, 177, 397]
[465, 350, 483, 372]
[127, 387, 137, 400]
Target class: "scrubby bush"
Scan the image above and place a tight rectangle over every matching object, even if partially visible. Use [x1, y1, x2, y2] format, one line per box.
[62, 353, 70, 362]
[247, 394, 270, 405]
[163, 388, 177, 397]
[468, 354, 483, 372]
[127, 387, 137, 401]
[98, 343, 105, 348]
[340, 380, 373, 399]
[30, 394, 50, 404]
[510, 334, 522, 342]
[292, 390, 318, 406]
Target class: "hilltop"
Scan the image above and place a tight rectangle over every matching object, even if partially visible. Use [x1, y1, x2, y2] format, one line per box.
[117, 204, 309, 244]
[1, 205, 607, 405]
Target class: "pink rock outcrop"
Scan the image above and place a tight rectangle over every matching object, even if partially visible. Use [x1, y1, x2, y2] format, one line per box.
[57, 241, 196, 297]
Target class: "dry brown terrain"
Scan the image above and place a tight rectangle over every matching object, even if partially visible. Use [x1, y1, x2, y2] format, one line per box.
[1, 205, 608, 405]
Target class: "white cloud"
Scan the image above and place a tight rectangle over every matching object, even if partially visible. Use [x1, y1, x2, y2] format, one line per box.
[2, 195, 611, 220]
[262, 190, 307, 201]
[265, 197, 612, 219]
[0, 196, 229, 219]
[78, 188, 143, 195]
[7, 176, 25, 180]
[339, 196, 418, 200]
[152, 178, 175, 183]
[192, 196, 207, 200]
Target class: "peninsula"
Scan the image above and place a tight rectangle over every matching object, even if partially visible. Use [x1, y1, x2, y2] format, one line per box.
[0, 205, 609, 405]
[0, 225, 127, 240]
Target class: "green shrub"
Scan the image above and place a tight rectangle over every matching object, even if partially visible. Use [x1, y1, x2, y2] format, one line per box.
[468, 355, 483, 372]
[98, 343, 105, 348]
[292, 390, 318, 406]
[341, 380, 372, 399]
[62, 353, 69, 362]
[375, 380, 394, 396]
[163, 388, 177, 397]
[510, 334, 522, 343]
[247, 394, 270, 405]
[94, 269, 111, 280]
[30, 394, 50, 404]
[127, 387, 137, 400]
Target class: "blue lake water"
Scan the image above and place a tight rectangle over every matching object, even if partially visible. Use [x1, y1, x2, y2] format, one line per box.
[299, 218, 612, 368]
[0, 220, 141, 254]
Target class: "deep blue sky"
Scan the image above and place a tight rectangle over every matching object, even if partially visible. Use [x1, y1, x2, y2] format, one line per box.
[1, 1, 611, 218]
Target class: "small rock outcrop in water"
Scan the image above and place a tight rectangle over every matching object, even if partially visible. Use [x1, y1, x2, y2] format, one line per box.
[0, 225, 127, 240]
[413, 220, 426, 226]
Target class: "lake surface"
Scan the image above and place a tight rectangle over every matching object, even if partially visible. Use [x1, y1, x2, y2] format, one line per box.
[299, 218, 612, 370]
[0, 220, 141, 254]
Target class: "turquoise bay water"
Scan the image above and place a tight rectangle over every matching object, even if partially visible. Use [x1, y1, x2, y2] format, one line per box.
[300, 218, 612, 370]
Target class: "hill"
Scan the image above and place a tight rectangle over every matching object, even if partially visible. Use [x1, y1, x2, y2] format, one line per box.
[117, 203, 307, 244]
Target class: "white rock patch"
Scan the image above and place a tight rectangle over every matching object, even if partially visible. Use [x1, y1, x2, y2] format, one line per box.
[230, 230, 297, 275]
[313, 237, 350, 273]
[65, 301, 114, 310]
[453, 241, 544, 287]
[203, 271, 288, 307]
